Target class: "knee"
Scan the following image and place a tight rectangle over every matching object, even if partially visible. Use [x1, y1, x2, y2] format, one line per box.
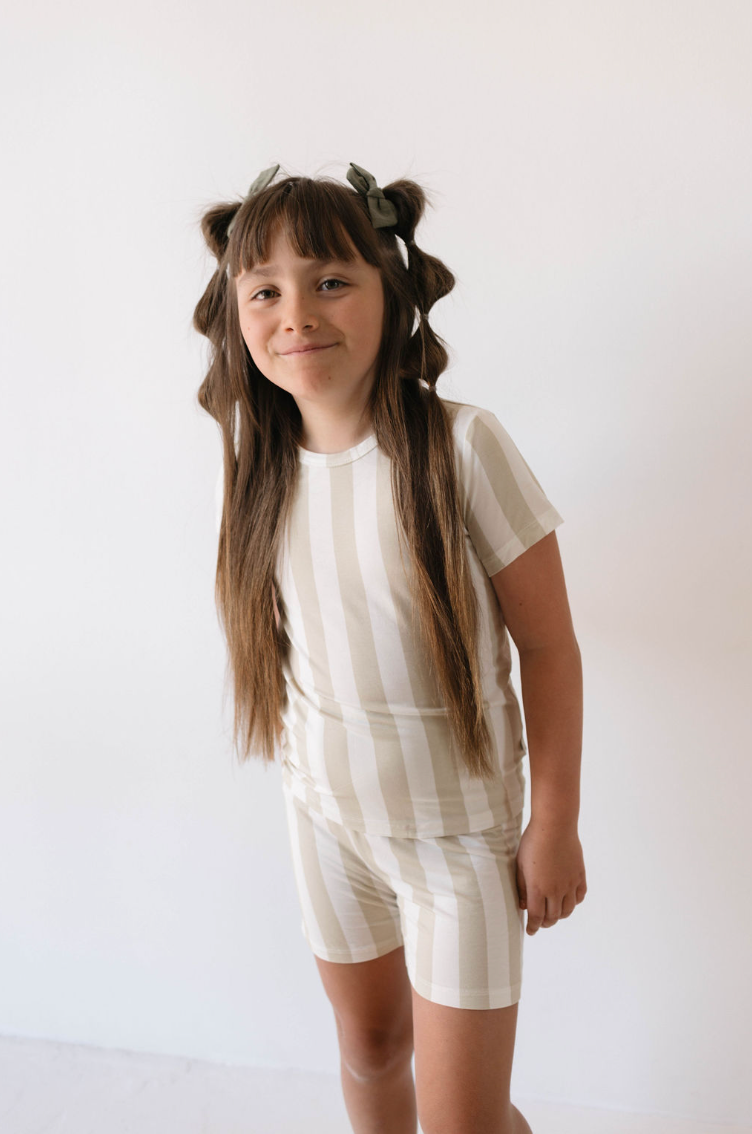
[337, 1020, 414, 1084]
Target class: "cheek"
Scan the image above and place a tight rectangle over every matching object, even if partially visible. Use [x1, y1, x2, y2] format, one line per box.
[366, 290, 385, 342]
[367, 310, 385, 353]
[240, 322, 267, 355]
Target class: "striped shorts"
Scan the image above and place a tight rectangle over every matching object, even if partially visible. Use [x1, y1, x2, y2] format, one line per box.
[281, 781, 525, 1010]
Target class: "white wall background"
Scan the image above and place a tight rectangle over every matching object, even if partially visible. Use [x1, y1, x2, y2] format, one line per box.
[1, 0, 750, 1128]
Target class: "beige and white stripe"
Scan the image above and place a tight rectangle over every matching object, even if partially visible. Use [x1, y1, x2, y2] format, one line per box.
[216, 398, 563, 838]
[281, 777, 525, 1010]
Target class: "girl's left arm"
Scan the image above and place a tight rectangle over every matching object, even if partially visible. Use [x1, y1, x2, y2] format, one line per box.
[490, 530, 587, 933]
[490, 529, 582, 828]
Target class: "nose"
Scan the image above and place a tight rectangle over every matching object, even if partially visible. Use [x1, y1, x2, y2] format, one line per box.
[282, 290, 319, 333]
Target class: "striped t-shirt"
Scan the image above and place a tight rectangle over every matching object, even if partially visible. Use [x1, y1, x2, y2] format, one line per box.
[215, 398, 564, 838]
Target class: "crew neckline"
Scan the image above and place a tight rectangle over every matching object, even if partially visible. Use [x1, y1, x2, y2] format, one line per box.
[297, 433, 378, 467]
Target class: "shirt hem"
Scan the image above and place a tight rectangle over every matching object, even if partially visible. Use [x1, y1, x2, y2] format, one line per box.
[281, 772, 524, 838]
[481, 508, 564, 576]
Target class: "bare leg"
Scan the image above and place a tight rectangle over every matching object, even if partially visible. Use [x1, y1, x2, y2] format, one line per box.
[314, 947, 417, 1134]
[509, 1101, 534, 1133]
[412, 988, 533, 1134]
[338, 1044, 418, 1134]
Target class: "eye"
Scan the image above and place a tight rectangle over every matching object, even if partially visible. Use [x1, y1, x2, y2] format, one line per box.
[249, 278, 348, 301]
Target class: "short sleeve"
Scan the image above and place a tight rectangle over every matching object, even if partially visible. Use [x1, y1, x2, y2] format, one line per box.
[455, 405, 564, 576]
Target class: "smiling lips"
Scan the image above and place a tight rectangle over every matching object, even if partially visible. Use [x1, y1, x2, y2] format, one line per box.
[281, 343, 336, 356]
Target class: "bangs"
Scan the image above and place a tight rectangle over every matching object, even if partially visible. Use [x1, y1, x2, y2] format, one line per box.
[228, 177, 380, 280]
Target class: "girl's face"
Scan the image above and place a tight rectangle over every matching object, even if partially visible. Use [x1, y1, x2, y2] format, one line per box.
[235, 225, 385, 415]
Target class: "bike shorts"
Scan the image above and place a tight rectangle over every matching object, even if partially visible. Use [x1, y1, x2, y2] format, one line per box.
[281, 780, 525, 1010]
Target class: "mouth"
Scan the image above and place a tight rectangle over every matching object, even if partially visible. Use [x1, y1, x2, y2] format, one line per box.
[282, 344, 336, 356]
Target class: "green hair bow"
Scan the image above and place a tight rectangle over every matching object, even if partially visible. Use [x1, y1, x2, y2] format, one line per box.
[226, 163, 280, 237]
[226, 160, 399, 238]
[346, 162, 399, 230]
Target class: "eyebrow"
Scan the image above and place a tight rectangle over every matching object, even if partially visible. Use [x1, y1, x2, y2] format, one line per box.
[237, 259, 350, 284]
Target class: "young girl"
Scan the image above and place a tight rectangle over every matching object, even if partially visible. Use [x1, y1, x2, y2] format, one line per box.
[194, 161, 586, 1134]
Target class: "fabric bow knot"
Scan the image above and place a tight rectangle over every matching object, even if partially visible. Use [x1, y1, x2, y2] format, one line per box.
[346, 162, 399, 230]
[226, 163, 280, 236]
[226, 161, 398, 238]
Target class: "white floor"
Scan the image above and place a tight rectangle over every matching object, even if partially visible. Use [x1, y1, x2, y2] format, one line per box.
[0, 1034, 746, 1134]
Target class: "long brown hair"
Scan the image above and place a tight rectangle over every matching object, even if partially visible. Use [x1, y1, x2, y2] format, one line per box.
[193, 167, 496, 778]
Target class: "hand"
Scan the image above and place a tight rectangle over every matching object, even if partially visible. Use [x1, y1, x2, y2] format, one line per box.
[515, 818, 587, 935]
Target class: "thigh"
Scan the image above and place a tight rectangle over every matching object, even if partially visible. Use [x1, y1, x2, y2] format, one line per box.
[281, 783, 405, 965]
[281, 786, 413, 1056]
[383, 815, 525, 1012]
[412, 990, 519, 1133]
[315, 945, 414, 1055]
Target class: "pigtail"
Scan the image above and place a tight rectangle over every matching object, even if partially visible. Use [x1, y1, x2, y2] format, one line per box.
[379, 179, 453, 308]
[191, 202, 240, 344]
[376, 179, 455, 392]
[199, 201, 241, 261]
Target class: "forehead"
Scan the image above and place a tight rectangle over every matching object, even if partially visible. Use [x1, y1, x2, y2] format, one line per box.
[236, 224, 370, 284]
[236, 255, 359, 285]
[240, 212, 368, 269]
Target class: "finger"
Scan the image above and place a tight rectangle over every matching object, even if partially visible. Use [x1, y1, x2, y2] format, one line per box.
[525, 895, 546, 935]
[543, 895, 563, 926]
[560, 892, 577, 918]
[516, 868, 527, 910]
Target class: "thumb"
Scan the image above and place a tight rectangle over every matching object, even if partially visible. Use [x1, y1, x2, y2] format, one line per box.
[516, 869, 527, 909]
